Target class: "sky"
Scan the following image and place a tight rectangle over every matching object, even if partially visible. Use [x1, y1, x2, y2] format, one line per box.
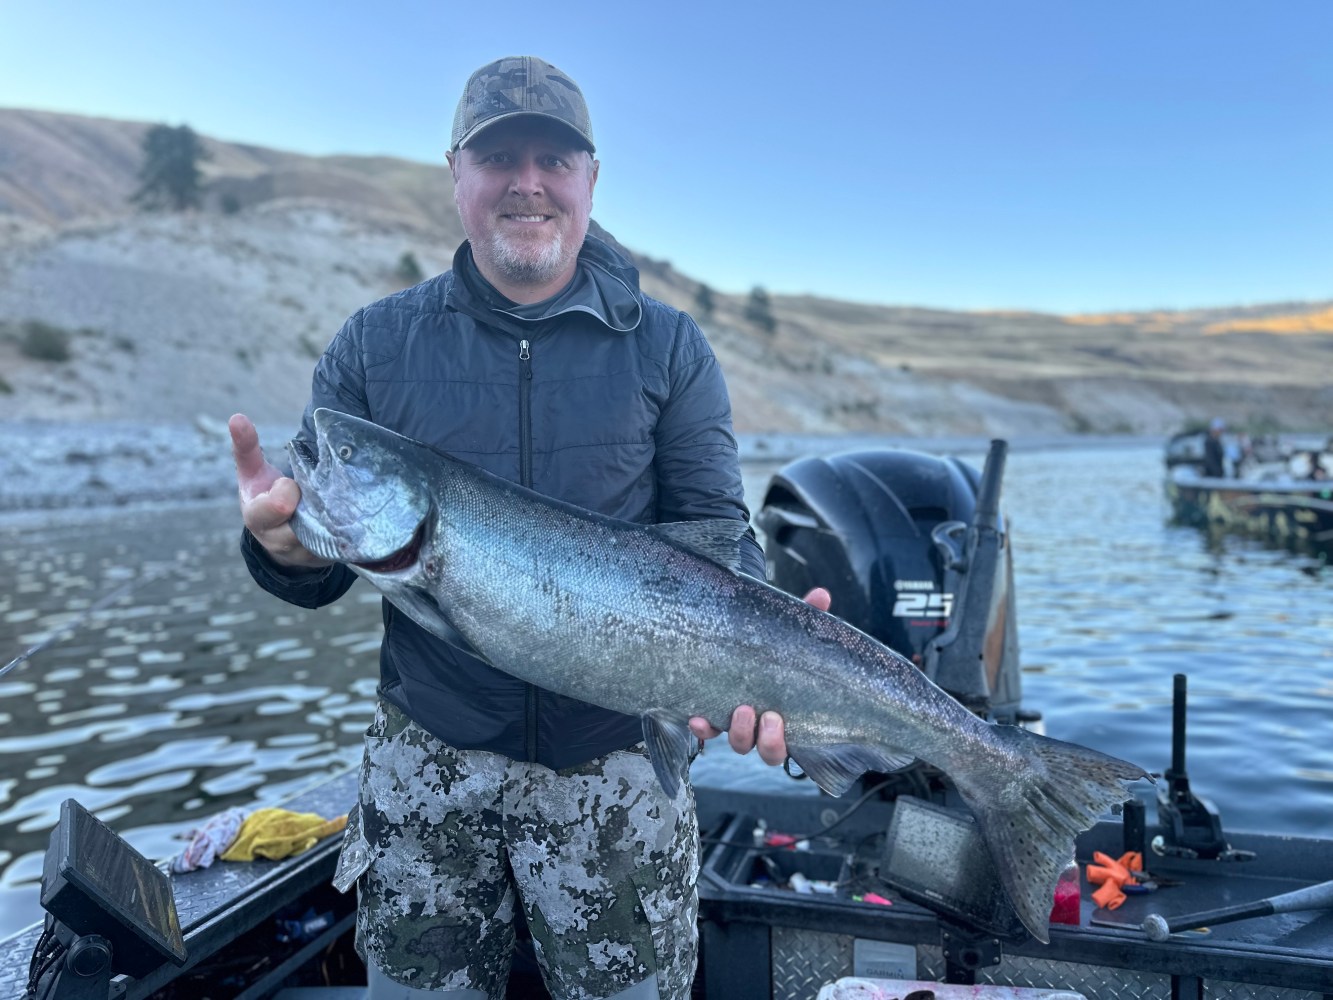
[1, 1, 1330, 314]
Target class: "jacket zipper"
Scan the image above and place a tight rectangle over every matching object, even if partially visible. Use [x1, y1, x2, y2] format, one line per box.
[518, 339, 533, 488]
[519, 338, 538, 760]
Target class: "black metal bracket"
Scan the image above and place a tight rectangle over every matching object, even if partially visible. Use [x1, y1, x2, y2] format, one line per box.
[1155, 674, 1235, 861]
[939, 920, 1004, 985]
[28, 921, 126, 1000]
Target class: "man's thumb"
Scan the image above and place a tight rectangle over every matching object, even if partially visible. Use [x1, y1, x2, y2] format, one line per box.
[229, 414, 266, 479]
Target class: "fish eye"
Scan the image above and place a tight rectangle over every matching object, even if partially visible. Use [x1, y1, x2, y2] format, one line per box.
[337, 444, 354, 460]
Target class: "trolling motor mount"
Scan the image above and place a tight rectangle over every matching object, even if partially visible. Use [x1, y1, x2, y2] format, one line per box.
[1153, 674, 1253, 862]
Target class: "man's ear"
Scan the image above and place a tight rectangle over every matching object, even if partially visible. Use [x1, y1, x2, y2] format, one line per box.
[446, 149, 457, 178]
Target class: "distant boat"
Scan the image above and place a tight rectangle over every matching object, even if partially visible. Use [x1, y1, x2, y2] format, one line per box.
[1165, 430, 1333, 555]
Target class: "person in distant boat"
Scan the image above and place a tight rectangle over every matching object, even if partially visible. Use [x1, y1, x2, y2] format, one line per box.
[229, 55, 827, 1000]
[1202, 417, 1228, 478]
[1307, 450, 1329, 481]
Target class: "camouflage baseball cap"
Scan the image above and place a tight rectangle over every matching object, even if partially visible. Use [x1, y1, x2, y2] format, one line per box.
[451, 56, 595, 153]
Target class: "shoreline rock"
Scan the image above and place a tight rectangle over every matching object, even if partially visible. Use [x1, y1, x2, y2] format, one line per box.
[0, 419, 1167, 518]
[0, 418, 286, 514]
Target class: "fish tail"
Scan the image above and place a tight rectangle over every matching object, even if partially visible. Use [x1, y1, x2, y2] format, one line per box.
[952, 726, 1150, 944]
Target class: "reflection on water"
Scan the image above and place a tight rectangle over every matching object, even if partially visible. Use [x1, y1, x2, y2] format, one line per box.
[1, 444, 1330, 939]
[0, 501, 384, 938]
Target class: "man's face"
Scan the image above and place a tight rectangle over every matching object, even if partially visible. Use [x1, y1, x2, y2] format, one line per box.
[449, 117, 598, 299]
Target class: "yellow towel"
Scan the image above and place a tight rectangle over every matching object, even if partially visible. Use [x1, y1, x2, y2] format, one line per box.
[220, 808, 348, 862]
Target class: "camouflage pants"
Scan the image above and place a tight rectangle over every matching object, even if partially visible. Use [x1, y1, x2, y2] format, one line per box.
[332, 701, 699, 1000]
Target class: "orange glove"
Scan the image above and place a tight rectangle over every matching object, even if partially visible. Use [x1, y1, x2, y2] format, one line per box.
[1085, 850, 1144, 910]
[1092, 880, 1127, 910]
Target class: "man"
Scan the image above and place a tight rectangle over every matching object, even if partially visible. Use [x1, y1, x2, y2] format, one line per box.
[230, 55, 826, 1000]
[1202, 417, 1227, 478]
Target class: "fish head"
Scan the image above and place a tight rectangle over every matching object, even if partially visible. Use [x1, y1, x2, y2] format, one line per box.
[286, 408, 433, 574]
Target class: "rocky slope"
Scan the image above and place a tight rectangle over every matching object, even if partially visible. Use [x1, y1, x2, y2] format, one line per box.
[2, 107, 1331, 445]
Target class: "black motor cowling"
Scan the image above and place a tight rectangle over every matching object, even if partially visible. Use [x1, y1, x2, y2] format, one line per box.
[755, 444, 1022, 723]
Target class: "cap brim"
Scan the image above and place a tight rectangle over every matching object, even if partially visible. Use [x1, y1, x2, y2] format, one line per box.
[454, 111, 595, 154]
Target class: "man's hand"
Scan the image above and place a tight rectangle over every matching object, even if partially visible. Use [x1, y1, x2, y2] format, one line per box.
[229, 413, 331, 569]
[688, 587, 831, 765]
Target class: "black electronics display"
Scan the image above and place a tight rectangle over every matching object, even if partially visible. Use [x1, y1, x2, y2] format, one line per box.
[40, 798, 187, 978]
[878, 795, 1028, 940]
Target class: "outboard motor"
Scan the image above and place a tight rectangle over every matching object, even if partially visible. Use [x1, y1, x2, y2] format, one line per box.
[756, 440, 1024, 724]
[760, 443, 1039, 964]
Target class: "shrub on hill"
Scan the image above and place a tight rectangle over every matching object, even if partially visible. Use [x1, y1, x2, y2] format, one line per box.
[18, 320, 72, 362]
[695, 283, 716, 317]
[395, 251, 425, 286]
[744, 286, 777, 334]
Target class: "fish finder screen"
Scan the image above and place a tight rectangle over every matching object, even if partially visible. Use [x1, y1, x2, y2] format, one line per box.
[884, 804, 971, 896]
[878, 796, 1025, 939]
[40, 798, 187, 976]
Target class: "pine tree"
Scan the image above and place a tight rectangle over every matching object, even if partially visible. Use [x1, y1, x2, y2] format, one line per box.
[131, 124, 210, 211]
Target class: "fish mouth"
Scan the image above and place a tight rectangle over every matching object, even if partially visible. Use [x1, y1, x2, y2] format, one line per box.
[352, 519, 426, 574]
[288, 438, 317, 482]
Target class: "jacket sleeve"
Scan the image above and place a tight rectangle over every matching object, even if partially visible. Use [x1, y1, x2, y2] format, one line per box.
[240, 528, 357, 607]
[653, 312, 767, 579]
[238, 309, 371, 608]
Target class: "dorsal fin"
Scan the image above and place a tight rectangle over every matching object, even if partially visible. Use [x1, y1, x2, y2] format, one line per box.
[650, 519, 751, 572]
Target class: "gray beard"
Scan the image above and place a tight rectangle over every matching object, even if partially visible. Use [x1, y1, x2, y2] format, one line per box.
[481, 230, 568, 287]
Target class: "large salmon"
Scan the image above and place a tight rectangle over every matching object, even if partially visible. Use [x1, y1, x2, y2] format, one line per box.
[286, 407, 1148, 941]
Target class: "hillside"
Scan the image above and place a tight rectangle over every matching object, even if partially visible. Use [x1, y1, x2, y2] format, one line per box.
[2, 107, 1331, 439]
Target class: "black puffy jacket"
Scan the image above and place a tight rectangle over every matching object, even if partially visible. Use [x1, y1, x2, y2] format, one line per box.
[242, 235, 763, 769]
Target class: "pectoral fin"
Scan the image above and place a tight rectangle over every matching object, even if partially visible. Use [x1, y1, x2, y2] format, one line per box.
[381, 585, 474, 654]
[640, 709, 695, 799]
[787, 744, 918, 798]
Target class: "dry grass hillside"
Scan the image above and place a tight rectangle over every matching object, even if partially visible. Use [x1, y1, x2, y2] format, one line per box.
[2, 107, 1331, 437]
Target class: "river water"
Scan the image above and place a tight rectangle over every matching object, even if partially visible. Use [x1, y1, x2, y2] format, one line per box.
[1, 441, 1329, 940]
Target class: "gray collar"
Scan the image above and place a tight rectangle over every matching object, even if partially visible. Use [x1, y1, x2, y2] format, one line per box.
[490, 256, 641, 333]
